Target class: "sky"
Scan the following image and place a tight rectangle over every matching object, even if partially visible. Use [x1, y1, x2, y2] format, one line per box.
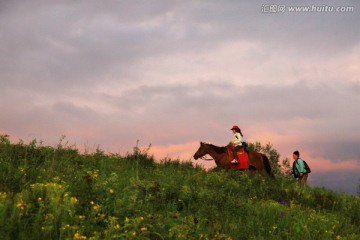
[1, 0, 359, 194]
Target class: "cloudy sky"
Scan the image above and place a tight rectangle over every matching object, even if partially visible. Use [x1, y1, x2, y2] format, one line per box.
[1, 0, 359, 194]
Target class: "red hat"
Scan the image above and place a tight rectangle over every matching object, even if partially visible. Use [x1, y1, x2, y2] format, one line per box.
[230, 125, 240, 130]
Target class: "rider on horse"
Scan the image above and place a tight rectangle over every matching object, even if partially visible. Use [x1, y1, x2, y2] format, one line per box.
[230, 125, 244, 164]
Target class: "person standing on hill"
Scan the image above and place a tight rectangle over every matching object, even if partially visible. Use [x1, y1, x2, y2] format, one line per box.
[230, 125, 243, 164]
[289, 150, 308, 185]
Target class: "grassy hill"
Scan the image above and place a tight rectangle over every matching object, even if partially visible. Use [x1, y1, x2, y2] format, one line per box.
[0, 135, 359, 240]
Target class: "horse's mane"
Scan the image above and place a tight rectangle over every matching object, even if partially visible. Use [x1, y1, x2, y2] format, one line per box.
[204, 143, 228, 154]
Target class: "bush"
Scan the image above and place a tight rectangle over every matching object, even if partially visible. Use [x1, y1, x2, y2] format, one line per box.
[0, 135, 359, 239]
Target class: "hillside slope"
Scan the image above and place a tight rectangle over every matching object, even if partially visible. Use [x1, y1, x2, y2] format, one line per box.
[0, 136, 359, 239]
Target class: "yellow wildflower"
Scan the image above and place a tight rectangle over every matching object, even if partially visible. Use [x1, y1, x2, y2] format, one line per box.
[74, 232, 87, 239]
[70, 197, 78, 203]
[0, 192, 6, 199]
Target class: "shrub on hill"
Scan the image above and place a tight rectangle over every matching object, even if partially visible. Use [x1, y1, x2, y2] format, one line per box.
[0, 135, 359, 239]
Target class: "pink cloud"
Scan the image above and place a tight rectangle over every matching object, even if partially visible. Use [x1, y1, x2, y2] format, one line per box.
[149, 141, 217, 169]
[0, 129, 22, 143]
[149, 141, 199, 160]
[305, 157, 360, 173]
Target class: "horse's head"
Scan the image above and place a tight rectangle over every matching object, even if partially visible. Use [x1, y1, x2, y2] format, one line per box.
[193, 142, 208, 160]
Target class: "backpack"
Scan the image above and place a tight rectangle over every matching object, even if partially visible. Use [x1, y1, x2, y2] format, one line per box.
[303, 160, 311, 174]
[242, 141, 249, 153]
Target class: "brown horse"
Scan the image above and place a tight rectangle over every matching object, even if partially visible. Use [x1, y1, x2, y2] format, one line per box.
[193, 142, 274, 177]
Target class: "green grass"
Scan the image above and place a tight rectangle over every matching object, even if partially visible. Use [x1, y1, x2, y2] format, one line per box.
[0, 135, 359, 239]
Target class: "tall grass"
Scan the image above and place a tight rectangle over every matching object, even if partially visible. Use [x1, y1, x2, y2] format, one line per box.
[0, 135, 359, 239]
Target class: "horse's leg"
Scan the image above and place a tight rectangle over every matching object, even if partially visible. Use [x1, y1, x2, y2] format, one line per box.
[248, 165, 256, 175]
[256, 155, 265, 176]
[219, 153, 231, 170]
[258, 168, 265, 177]
[223, 156, 231, 170]
[249, 152, 266, 176]
[248, 152, 257, 174]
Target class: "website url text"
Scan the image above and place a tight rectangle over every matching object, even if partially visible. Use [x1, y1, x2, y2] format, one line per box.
[262, 5, 355, 13]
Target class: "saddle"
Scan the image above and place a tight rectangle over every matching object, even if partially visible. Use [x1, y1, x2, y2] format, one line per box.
[228, 144, 249, 170]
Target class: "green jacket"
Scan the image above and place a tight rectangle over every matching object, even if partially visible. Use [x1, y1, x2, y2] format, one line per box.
[293, 158, 306, 178]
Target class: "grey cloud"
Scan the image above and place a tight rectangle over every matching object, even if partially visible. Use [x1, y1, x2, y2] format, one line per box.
[102, 82, 233, 117]
[2, 0, 359, 93]
[245, 82, 360, 120]
[310, 170, 359, 195]
[106, 80, 360, 121]
[1, 0, 359, 194]
[308, 140, 360, 162]
[94, 80, 360, 147]
[2, 73, 359, 157]
[51, 102, 100, 122]
[1, 1, 177, 90]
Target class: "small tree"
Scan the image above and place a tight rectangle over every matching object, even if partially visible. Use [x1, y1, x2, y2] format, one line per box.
[280, 157, 293, 177]
[247, 141, 285, 175]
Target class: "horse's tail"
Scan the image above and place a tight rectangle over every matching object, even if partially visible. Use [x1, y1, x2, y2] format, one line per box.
[261, 154, 274, 178]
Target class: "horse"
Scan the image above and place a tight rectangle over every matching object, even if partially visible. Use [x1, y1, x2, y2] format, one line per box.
[193, 142, 274, 177]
